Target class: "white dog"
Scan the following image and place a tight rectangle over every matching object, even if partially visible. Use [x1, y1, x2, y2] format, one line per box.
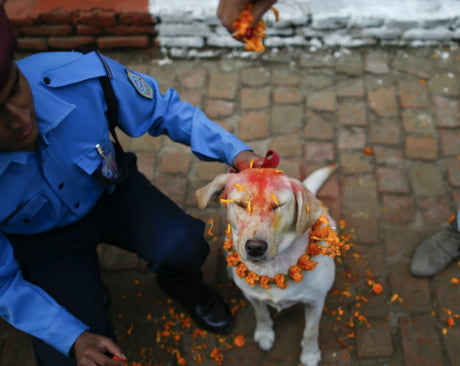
[195, 166, 338, 366]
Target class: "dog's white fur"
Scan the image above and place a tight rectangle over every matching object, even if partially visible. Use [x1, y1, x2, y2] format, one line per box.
[195, 166, 336, 366]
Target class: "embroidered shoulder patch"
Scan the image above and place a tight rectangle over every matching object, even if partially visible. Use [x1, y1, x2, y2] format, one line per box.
[126, 69, 153, 99]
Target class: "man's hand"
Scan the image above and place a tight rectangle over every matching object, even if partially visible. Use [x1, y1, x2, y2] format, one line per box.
[217, 0, 278, 35]
[72, 331, 127, 366]
[232, 150, 265, 171]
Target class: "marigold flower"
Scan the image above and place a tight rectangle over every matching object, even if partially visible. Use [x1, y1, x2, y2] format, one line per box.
[226, 252, 240, 266]
[274, 273, 288, 289]
[447, 317, 456, 328]
[307, 242, 323, 257]
[232, 4, 266, 52]
[245, 271, 260, 286]
[210, 347, 224, 365]
[233, 334, 246, 347]
[289, 265, 304, 283]
[298, 254, 318, 271]
[235, 263, 248, 278]
[260, 276, 272, 289]
[223, 239, 233, 252]
[271, 193, 280, 206]
[220, 197, 238, 204]
[450, 277, 459, 285]
[363, 146, 374, 155]
[221, 214, 350, 290]
[371, 282, 384, 295]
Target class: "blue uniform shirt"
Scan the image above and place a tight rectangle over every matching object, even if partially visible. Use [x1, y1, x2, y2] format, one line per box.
[0, 51, 251, 355]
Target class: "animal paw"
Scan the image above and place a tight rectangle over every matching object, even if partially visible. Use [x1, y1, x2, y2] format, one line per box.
[300, 350, 321, 366]
[254, 329, 275, 350]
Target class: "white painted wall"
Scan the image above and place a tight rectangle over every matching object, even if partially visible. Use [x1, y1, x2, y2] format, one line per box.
[149, 0, 460, 21]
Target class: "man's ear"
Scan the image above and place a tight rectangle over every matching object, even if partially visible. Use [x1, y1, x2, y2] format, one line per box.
[195, 173, 231, 209]
[290, 178, 322, 235]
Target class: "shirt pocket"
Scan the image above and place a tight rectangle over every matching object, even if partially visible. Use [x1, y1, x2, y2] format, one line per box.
[1, 192, 49, 228]
[74, 146, 103, 176]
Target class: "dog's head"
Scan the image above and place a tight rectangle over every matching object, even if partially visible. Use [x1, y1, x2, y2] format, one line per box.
[195, 168, 322, 264]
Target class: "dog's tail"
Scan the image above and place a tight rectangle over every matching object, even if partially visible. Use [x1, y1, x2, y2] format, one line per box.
[303, 164, 337, 195]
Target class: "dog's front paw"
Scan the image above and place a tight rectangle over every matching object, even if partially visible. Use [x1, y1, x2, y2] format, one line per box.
[300, 349, 321, 366]
[254, 329, 275, 350]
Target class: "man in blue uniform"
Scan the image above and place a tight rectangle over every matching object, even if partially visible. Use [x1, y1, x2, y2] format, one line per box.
[0, 5, 264, 366]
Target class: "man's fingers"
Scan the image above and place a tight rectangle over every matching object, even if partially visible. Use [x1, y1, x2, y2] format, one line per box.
[100, 339, 127, 363]
[217, 0, 249, 32]
[251, 0, 278, 26]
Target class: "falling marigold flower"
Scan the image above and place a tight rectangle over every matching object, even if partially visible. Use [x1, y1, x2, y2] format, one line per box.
[450, 277, 459, 285]
[448, 214, 456, 222]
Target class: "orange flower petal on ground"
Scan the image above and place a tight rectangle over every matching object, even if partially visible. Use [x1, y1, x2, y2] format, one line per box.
[233, 334, 246, 347]
[447, 317, 455, 328]
[363, 146, 374, 155]
[210, 347, 224, 365]
[371, 282, 384, 295]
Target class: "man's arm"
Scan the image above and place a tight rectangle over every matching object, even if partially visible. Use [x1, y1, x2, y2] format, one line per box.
[0, 233, 88, 356]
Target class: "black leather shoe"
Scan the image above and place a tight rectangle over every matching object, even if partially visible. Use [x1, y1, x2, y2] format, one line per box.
[181, 286, 233, 335]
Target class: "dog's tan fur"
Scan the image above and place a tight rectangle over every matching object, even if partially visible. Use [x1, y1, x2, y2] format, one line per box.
[196, 166, 336, 366]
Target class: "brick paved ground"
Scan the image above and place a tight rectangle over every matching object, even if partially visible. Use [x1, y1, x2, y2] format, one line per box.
[1, 46, 460, 366]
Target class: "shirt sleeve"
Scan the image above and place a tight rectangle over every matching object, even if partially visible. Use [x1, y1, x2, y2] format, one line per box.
[105, 57, 252, 167]
[0, 232, 89, 356]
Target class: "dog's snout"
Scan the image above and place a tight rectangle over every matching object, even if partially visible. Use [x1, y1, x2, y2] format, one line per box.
[245, 239, 268, 258]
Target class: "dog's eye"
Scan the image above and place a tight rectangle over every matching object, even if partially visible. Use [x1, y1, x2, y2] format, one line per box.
[236, 201, 248, 209]
[272, 202, 284, 211]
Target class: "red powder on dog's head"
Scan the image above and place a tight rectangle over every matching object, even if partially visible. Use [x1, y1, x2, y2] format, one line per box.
[233, 168, 288, 214]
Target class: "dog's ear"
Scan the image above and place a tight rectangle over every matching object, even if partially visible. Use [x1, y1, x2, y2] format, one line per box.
[195, 173, 231, 209]
[290, 178, 322, 235]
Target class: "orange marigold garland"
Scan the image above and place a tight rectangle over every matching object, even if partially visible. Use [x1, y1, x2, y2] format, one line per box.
[224, 215, 351, 289]
[232, 4, 279, 52]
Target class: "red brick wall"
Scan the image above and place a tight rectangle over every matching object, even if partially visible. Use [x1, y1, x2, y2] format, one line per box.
[5, 0, 158, 51]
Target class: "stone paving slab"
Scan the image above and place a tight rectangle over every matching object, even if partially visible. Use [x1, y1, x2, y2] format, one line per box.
[2, 45, 460, 366]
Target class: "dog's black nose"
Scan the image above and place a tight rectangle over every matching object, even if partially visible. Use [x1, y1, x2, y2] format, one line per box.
[245, 239, 268, 258]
